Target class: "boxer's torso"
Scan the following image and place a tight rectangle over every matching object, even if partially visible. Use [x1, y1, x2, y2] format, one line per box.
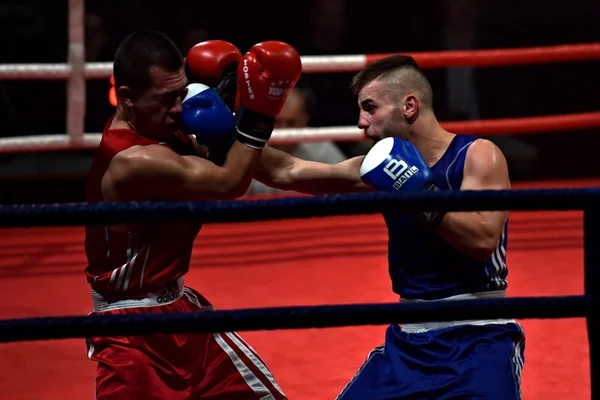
[84, 116, 202, 300]
[383, 134, 509, 300]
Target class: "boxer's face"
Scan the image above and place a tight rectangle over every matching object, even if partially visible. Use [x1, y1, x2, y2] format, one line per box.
[130, 66, 188, 139]
[357, 80, 412, 141]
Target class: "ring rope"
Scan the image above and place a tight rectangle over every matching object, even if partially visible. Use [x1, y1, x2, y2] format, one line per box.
[368, 42, 600, 69]
[1, 111, 599, 154]
[0, 295, 590, 343]
[2, 188, 600, 228]
[1, 43, 599, 79]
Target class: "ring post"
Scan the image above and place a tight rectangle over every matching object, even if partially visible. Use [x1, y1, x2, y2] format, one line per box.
[584, 207, 600, 399]
[66, 0, 86, 143]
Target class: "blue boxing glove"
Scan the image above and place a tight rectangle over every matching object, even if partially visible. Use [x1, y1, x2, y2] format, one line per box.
[181, 83, 235, 165]
[360, 137, 446, 227]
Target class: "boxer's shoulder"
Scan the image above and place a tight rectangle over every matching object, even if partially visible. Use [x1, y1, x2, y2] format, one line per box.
[464, 138, 501, 159]
[462, 139, 508, 180]
[103, 144, 177, 195]
[112, 143, 178, 166]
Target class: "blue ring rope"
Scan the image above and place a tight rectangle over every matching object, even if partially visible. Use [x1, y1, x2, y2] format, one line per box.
[1, 187, 600, 227]
[1, 187, 599, 391]
[0, 295, 591, 343]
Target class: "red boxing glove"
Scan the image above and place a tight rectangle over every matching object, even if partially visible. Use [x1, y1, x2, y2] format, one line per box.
[186, 40, 242, 110]
[186, 40, 241, 85]
[234, 41, 302, 149]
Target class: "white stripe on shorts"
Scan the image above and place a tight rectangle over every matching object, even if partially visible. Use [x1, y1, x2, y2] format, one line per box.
[212, 332, 285, 399]
[225, 332, 285, 396]
[511, 325, 525, 400]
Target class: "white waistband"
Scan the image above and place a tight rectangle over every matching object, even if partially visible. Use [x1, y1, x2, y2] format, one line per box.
[91, 277, 185, 313]
[399, 290, 516, 333]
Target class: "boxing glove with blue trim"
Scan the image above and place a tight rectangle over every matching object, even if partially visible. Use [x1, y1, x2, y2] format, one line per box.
[181, 83, 235, 164]
[360, 137, 446, 227]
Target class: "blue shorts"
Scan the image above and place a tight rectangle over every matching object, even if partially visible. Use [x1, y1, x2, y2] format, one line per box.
[336, 322, 525, 400]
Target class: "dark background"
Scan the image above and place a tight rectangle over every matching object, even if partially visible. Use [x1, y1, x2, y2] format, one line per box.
[1, 0, 599, 204]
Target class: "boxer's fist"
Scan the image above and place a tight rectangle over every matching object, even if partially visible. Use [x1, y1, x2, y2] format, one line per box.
[186, 40, 242, 110]
[181, 83, 235, 154]
[234, 41, 302, 149]
[360, 137, 434, 191]
[360, 137, 445, 226]
[238, 41, 302, 117]
[186, 40, 241, 86]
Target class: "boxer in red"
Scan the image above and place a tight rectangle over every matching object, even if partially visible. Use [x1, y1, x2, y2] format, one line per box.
[84, 30, 301, 399]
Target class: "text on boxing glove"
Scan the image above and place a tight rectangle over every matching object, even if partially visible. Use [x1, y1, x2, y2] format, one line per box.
[383, 159, 420, 190]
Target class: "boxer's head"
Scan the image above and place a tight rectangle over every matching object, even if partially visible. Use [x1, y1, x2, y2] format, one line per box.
[352, 55, 433, 142]
[113, 30, 187, 140]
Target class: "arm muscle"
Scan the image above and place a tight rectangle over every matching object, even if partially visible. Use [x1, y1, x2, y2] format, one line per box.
[434, 139, 510, 260]
[105, 141, 261, 201]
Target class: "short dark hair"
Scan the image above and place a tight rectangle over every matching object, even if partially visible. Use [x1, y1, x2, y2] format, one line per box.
[350, 55, 433, 108]
[113, 30, 184, 93]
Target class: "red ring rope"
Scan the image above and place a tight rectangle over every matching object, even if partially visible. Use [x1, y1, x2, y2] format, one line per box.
[367, 43, 600, 68]
[442, 111, 600, 135]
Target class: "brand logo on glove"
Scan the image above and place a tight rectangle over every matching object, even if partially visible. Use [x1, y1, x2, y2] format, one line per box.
[242, 59, 255, 100]
[267, 80, 291, 99]
[268, 86, 287, 97]
[384, 159, 419, 190]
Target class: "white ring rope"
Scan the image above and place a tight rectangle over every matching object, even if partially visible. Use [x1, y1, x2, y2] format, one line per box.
[0, 57, 368, 79]
[2, 109, 600, 154]
[0, 127, 365, 154]
[2, 42, 600, 79]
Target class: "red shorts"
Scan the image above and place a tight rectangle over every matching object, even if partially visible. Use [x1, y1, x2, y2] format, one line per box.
[86, 286, 286, 400]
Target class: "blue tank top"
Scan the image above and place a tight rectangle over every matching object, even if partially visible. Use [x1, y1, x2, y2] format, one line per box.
[384, 134, 508, 300]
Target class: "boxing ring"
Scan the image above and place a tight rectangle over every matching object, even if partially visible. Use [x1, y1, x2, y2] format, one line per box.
[2, 3, 600, 398]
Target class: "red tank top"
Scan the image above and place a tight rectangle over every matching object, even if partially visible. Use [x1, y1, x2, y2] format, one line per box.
[84, 116, 202, 300]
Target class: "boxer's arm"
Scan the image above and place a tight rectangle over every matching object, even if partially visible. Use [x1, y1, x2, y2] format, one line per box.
[254, 145, 370, 194]
[105, 142, 260, 201]
[433, 139, 509, 260]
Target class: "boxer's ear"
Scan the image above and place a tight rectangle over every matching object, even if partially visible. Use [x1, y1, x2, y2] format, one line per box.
[117, 86, 135, 108]
[403, 94, 419, 124]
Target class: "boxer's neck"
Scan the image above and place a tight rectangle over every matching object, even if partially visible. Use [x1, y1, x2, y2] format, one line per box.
[112, 108, 167, 142]
[407, 113, 455, 167]
[111, 110, 136, 132]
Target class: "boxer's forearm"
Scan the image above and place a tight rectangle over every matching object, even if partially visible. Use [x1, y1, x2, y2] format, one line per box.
[434, 211, 507, 261]
[257, 146, 369, 194]
[284, 157, 369, 194]
[259, 159, 368, 194]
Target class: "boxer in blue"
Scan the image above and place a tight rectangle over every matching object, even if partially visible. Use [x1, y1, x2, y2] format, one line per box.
[189, 50, 525, 399]
[332, 55, 525, 400]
